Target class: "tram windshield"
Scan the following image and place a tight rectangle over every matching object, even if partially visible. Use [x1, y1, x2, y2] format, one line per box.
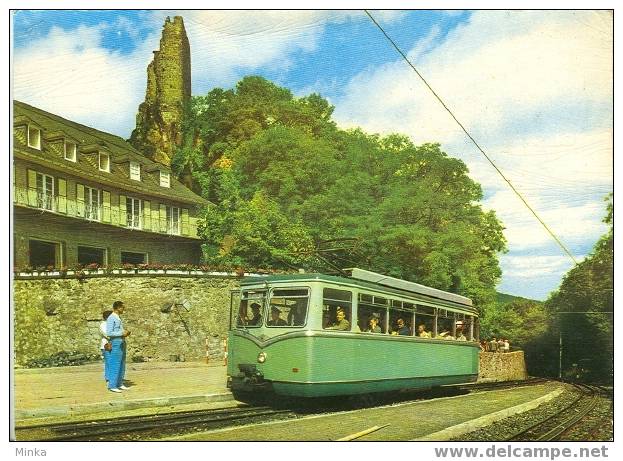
[235, 289, 267, 328]
[267, 288, 309, 327]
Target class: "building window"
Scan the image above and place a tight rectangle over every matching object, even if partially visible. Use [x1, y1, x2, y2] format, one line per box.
[99, 152, 110, 172]
[85, 186, 100, 221]
[167, 206, 180, 235]
[78, 246, 106, 266]
[35, 172, 55, 211]
[27, 125, 41, 150]
[126, 197, 142, 229]
[121, 251, 147, 265]
[29, 239, 59, 268]
[64, 141, 77, 162]
[160, 170, 170, 188]
[130, 161, 141, 181]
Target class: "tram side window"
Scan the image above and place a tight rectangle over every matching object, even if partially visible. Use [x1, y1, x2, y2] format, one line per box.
[267, 288, 309, 327]
[415, 308, 435, 338]
[437, 310, 455, 339]
[454, 313, 467, 341]
[236, 290, 266, 328]
[323, 288, 352, 331]
[358, 304, 386, 333]
[358, 295, 388, 333]
[389, 309, 413, 336]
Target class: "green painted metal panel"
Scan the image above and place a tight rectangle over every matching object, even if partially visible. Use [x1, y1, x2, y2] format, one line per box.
[228, 330, 479, 397]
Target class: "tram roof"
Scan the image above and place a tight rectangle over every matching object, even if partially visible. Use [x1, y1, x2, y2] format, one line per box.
[241, 268, 474, 312]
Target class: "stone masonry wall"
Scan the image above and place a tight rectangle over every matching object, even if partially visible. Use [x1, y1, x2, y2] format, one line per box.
[478, 351, 528, 382]
[13, 275, 237, 367]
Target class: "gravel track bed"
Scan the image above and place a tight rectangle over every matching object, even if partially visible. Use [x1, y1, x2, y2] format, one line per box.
[560, 397, 613, 441]
[452, 387, 583, 441]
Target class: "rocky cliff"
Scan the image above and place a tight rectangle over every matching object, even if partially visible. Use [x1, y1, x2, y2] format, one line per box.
[130, 16, 191, 167]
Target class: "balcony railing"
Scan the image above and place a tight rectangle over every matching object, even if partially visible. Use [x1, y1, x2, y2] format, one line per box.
[13, 186, 199, 238]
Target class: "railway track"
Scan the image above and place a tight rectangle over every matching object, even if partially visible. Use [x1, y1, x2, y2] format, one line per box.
[15, 405, 295, 441]
[504, 383, 602, 441]
[15, 377, 554, 441]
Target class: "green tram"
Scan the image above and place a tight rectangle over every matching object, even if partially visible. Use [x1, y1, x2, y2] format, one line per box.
[227, 268, 479, 400]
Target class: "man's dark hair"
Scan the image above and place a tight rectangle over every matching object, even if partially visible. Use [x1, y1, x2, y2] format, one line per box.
[102, 309, 113, 320]
[112, 301, 124, 310]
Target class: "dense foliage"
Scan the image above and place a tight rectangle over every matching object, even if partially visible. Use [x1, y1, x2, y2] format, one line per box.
[173, 76, 508, 310]
[542, 194, 614, 380]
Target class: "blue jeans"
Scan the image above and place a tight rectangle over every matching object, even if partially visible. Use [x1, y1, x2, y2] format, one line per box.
[107, 338, 126, 389]
[101, 348, 111, 382]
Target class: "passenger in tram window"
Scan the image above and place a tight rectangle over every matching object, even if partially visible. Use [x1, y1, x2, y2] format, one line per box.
[326, 307, 350, 331]
[364, 314, 381, 333]
[247, 303, 262, 326]
[455, 321, 466, 341]
[417, 324, 431, 338]
[395, 318, 411, 336]
[267, 306, 288, 326]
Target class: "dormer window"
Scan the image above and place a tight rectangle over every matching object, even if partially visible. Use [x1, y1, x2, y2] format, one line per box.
[99, 152, 110, 172]
[130, 161, 141, 181]
[27, 125, 41, 150]
[160, 170, 170, 188]
[64, 141, 77, 162]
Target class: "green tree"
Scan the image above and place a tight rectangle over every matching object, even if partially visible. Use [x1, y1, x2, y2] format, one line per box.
[544, 194, 613, 381]
[177, 76, 507, 316]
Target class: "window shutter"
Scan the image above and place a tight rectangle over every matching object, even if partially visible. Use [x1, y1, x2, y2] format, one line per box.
[181, 208, 189, 235]
[119, 195, 127, 226]
[188, 211, 197, 238]
[57, 178, 67, 213]
[143, 200, 151, 230]
[111, 194, 119, 226]
[27, 169, 37, 206]
[151, 204, 160, 234]
[102, 191, 111, 222]
[159, 204, 167, 232]
[76, 183, 85, 217]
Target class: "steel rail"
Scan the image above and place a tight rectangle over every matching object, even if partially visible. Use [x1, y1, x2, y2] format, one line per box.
[16, 406, 292, 441]
[504, 384, 599, 441]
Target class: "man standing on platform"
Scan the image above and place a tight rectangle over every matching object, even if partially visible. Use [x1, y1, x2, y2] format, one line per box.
[106, 300, 131, 393]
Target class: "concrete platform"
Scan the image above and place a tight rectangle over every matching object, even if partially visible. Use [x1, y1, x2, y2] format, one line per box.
[12, 361, 231, 421]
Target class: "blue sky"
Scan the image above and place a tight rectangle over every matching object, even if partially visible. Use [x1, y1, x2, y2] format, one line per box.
[11, 10, 613, 300]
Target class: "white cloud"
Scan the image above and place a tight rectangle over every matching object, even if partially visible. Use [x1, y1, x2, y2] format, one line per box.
[161, 10, 404, 92]
[13, 10, 393, 136]
[486, 188, 609, 250]
[13, 23, 160, 137]
[500, 254, 580, 279]
[332, 10, 613, 298]
[335, 11, 612, 144]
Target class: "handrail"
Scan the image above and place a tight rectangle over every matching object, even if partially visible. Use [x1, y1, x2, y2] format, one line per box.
[13, 185, 198, 237]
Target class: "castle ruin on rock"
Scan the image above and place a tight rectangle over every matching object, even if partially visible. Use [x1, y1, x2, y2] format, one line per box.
[130, 16, 191, 167]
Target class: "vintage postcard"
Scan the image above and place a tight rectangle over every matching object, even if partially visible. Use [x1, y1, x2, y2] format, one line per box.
[8, 5, 614, 456]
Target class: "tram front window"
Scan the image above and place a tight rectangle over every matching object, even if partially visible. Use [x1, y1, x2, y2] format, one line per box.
[267, 288, 309, 327]
[236, 290, 266, 328]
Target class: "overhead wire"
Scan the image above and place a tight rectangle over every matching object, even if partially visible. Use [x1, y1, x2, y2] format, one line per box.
[364, 10, 580, 266]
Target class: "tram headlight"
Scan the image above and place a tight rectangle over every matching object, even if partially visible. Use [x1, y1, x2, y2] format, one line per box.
[257, 352, 267, 363]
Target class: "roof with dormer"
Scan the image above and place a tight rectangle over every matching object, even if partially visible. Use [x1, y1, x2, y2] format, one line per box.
[13, 100, 210, 207]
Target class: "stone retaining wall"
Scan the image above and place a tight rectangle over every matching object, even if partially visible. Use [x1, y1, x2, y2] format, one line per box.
[478, 351, 528, 382]
[13, 275, 237, 366]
